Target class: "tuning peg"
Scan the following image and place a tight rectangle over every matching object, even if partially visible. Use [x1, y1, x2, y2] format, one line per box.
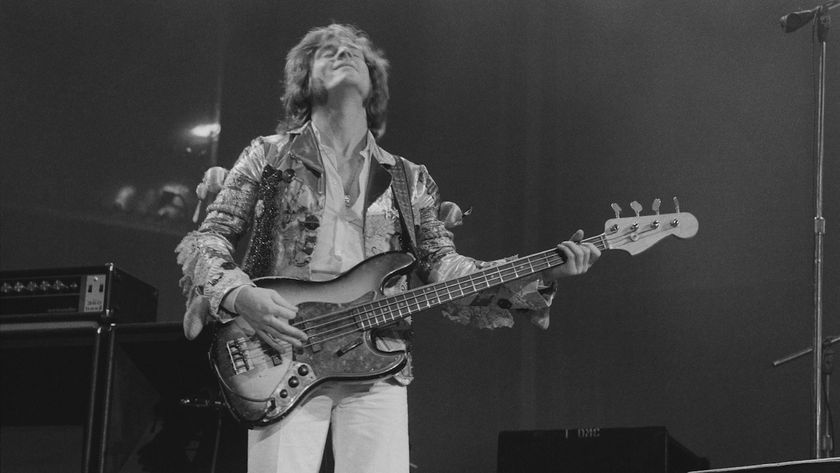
[610, 203, 622, 218]
[650, 198, 662, 228]
[671, 196, 681, 227]
[629, 201, 642, 231]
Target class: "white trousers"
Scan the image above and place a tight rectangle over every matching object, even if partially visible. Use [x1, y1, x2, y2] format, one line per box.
[247, 378, 409, 473]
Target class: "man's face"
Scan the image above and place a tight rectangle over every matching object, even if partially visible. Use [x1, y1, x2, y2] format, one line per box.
[310, 38, 371, 102]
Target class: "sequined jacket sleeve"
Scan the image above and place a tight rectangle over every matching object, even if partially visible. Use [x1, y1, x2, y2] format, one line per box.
[174, 138, 272, 338]
[409, 164, 555, 330]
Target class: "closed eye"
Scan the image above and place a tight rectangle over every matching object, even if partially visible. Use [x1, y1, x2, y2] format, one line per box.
[316, 46, 337, 59]
[316, 44, 363, 60]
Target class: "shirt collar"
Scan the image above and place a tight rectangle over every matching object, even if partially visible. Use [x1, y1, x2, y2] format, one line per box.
[304, 121, 395, 167]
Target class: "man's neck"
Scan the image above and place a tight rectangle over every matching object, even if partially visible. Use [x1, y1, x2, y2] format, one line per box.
[311, 98, 368, 159]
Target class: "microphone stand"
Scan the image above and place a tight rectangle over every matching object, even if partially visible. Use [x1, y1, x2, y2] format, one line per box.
[778, 1, 839, 459]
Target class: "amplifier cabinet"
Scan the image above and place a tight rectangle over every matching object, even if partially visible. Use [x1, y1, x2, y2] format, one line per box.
[0, 263, 158, 324]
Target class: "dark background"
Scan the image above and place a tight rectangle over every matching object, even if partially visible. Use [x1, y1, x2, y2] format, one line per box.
[2, 0, 839, 471]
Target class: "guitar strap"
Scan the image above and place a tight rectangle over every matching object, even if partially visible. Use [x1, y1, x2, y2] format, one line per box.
[388, 156, 418, 256]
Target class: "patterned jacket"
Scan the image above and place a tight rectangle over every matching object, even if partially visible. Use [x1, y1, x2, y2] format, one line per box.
[175, 123, 555, 383]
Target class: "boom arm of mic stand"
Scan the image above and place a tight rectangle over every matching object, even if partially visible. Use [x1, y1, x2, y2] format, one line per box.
[772, 335, 840, 367]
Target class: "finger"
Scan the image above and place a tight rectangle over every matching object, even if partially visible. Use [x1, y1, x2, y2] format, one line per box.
[270, 305, 298, 323]
[558, 242, 579, 273]
[270, 292, 298, 313]
[256, 329, 298, 351]
[261, 324, 306, 348]
[571, 242, 589, 271]
[267, 317, 309, 342]
[583, 242, 601, 257]
[583, 242, 601, 262]
[564, 240, 585, 264]
[568, 229, 584, 243]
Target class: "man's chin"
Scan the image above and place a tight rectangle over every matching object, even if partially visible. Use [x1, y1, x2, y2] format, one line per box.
[324, 79, 371, 99]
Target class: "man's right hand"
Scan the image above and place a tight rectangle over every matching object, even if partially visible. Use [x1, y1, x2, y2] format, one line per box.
[234, 286, 308, 349]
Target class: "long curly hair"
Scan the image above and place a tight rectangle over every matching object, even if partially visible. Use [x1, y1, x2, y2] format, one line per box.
[278, 24, 390, 139]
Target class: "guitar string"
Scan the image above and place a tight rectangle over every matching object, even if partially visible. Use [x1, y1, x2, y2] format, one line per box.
[294, 256, 562, 349]
[294, 223, 668, 335]
[294, 224, 671, 348]
[293, 229, 674, 346]
[292, 232, 608, 332]
[292, 233, 634, 349]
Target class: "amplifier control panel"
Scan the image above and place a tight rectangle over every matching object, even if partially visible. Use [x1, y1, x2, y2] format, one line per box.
[0, 264, 157, 324]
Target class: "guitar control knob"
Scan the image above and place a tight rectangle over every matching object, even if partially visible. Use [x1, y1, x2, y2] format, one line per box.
[279, 389, 288, 399]
[288, 377, 299, 388]
[298, 365, 309, 376]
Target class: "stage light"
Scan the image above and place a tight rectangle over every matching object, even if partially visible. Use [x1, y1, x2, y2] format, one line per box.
[189, 123, 221, 139]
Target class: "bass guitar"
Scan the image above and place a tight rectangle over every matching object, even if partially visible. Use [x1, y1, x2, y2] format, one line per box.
[210, 198, 698, 426]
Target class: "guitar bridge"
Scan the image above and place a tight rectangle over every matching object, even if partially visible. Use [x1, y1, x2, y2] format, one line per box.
[227, 337, 282, 375]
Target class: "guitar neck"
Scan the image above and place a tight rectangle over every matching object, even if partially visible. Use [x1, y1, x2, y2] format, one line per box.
[354, 233, 608, 330]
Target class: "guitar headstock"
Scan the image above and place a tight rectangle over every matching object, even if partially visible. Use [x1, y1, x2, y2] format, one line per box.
[603, 197, 698, 255]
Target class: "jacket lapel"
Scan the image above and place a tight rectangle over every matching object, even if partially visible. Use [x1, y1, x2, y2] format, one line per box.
[365, 159, 393, 209]
[287, 125, 324, 175]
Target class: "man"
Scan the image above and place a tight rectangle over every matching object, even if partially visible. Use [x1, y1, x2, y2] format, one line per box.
[176, 23, 600, 473]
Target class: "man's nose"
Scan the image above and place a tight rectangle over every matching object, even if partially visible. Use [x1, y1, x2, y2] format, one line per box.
[336, 46, 353, 59]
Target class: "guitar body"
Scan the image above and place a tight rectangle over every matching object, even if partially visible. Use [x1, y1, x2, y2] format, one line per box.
[210, 251, 416, 427]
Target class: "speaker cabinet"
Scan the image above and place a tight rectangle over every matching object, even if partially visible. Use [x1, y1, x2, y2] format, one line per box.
[98, 322, 247, 473]
[0, 322, 246, 473]
[497, 426, 709, 473]
[1, 323, 104, 473]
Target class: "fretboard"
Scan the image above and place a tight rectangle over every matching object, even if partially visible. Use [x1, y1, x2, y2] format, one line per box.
[353, 233, 607, 330]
